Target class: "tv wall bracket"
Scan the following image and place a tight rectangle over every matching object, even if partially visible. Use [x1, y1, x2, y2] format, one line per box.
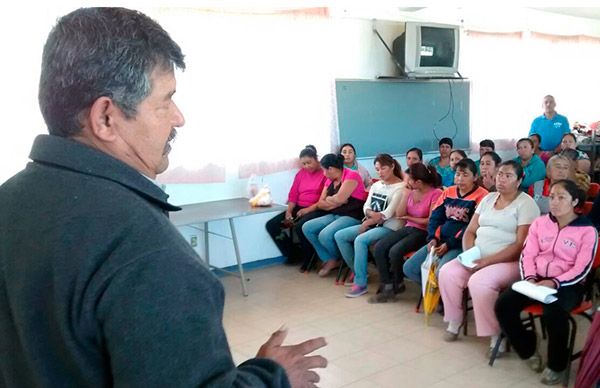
[372, 27, 407, 78]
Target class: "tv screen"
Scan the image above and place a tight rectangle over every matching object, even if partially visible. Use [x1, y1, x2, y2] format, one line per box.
[392, 22, 460, 77]
[419, 26, 455, 68]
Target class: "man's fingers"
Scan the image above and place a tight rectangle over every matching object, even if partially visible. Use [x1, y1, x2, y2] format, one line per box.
[293, 336, 327, 355]
[303, 370, 321, 383]
[301, 354, 328, 369]
[263, 326, 288, 348]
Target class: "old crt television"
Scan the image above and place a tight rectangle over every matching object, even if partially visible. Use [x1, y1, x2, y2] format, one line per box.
[393, 22, 460, 77]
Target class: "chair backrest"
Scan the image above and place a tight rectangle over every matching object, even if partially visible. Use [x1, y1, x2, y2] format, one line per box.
[582, 201, 594, 216]
[587, 182, 600, 200]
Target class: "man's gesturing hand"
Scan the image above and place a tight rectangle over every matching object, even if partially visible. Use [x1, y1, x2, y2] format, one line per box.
[257, 327, 328, 388]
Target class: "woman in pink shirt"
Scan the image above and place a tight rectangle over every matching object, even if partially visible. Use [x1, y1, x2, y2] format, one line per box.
[265, 145, 326, 267]
[369, 162, 442, 303]
[302, 153, 368, 276]
[495, 179, 597, 385]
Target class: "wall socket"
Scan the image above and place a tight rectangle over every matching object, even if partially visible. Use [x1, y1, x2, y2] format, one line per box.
[190, 235, 198, 247]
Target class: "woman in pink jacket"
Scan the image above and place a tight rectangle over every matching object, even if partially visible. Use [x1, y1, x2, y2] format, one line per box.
[495, 179, 598, 386]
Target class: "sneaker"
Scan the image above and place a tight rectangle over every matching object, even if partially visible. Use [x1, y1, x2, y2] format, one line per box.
[317, 259, 341, 277]
[344, 272, 355, 287]
[540, 367, 565, 385]
[368, 288, 397, 303]
[526, 352, 544, 373]
[345, 285, 368, 298]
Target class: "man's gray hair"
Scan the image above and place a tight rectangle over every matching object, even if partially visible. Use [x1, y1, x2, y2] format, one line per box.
[39, 7, 185, 137]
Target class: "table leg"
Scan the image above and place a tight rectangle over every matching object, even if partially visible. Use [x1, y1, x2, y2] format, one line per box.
[229, 217, 249, 297]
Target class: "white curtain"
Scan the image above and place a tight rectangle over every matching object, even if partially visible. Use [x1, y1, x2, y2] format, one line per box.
[151, 8, 336, 183]
[462, 29, 600, 149]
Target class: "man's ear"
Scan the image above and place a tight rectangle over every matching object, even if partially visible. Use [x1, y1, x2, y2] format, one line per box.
[87, 97, 120, 142]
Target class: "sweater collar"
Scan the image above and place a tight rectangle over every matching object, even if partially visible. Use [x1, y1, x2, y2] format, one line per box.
[547, 213, 593, 228]
[29, 135, 181, 212]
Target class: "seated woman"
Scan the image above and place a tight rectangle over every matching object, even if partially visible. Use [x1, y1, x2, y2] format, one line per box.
[368, 162, 442, 303]
[513, 138, 547, 193]
[302, 153, 368, 277]
[560, 133, 590, 173]
[340, 143, 372, 190]
[528, 154, 572, 214]
[265, 145, 326, 267]
[438, 161, 540, 356]
[429, 137, 454, 188]
[405, 147, 423, 168]
[402, 159, 488, 286]
[334, 154, 406, 298]
[560, 148, 591, 193]
[529, 133, 552, 164]
[447, 149, 467, 187]
[477, 151, 501, 192]
[496, 180, 597, 385]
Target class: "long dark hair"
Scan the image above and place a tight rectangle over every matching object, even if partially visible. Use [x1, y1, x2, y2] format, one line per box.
[409, 162, 441, 187]
[551, 179, 585, 210]
[374, 153, 402, 179]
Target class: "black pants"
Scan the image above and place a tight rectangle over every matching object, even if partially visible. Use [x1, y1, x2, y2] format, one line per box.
[373, 226, 427, 285]
[265, 207, 325, 261]
[495, 284, 584, 372]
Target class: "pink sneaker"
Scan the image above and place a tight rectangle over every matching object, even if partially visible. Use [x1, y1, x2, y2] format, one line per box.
[345, 285, 367, 298]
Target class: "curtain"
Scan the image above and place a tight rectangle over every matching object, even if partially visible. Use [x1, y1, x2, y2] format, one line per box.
[152, 8, 335, 183]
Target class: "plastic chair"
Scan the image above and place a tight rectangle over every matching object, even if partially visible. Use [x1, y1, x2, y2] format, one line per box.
[588, 182, 600, 200]
[489, 242, 600, 387]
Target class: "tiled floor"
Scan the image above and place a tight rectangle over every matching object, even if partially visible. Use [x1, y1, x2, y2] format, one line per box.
[222, 264, 590, 387]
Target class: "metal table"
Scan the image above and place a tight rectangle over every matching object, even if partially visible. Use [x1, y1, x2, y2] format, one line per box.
[170, 197, 286, 296]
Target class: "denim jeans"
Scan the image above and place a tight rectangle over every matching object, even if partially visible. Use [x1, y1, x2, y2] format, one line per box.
[402, 243, 461, 285]
[334, 225, 393, 287]
[301, 214, 360, 262]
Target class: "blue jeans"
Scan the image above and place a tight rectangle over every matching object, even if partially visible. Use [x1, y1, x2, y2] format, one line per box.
[334, 225, 393, 287]
[402, 243, 462, 285]
[302, 214, 360, 262]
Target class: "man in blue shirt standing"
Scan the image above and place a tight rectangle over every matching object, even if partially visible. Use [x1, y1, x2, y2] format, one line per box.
[529, 95, 570, 152]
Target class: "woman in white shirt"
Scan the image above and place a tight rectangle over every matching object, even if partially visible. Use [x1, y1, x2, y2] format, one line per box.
[438, 160, 540, 356]
[334, 154, 405, 298]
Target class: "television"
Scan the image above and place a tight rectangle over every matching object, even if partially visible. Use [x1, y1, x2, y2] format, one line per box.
[393, 22, 460, 78]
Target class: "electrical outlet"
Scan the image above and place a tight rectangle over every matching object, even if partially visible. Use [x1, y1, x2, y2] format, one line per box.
[190, 235, 198, 247]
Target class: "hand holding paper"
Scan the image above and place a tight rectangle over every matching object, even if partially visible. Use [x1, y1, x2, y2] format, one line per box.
[457, 246, 481, 268]
[511, 280, 558, 304]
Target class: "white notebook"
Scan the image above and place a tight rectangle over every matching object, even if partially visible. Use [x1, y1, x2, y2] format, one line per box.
[457, 246, 481, 268]
[511, 280, 558, 304]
